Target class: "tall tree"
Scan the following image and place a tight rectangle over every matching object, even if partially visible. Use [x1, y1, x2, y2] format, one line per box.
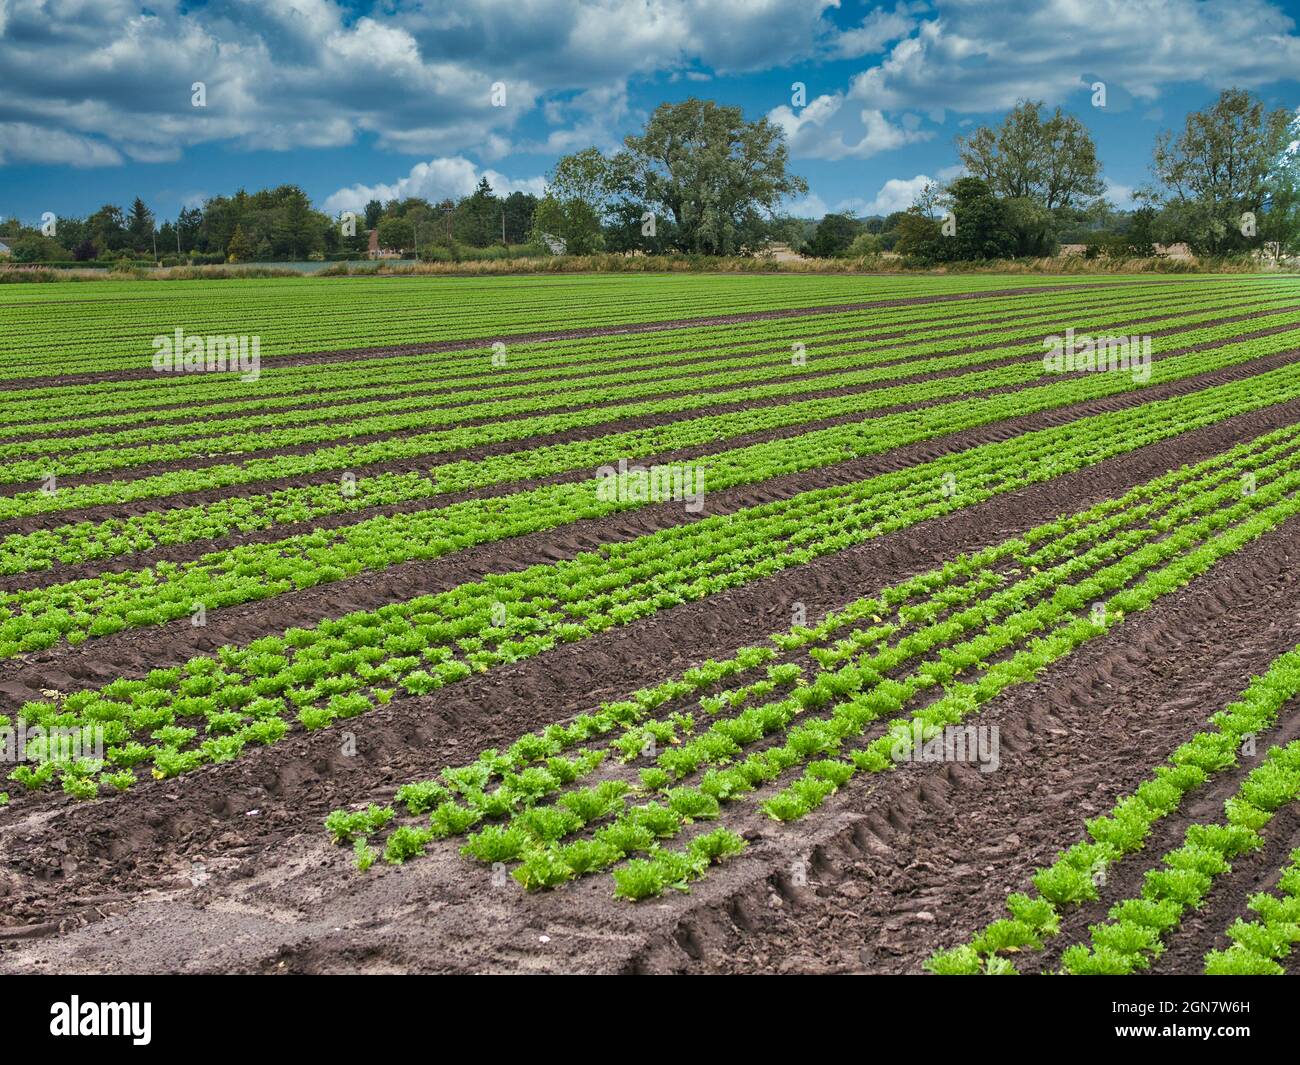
[226, 223, 253, 262]
[1151, 88, 1299, 253]
[502, 191, 538, 245]
[453, 178, 502, 246]
[176, 206, 203, 253]
[127, 197, 154, 251]
[614, 98, 808, 255]
[956, 100, 1104, 210]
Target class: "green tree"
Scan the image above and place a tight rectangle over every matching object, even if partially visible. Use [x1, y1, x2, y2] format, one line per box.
[502, 191, 539, 245]
[226, 223, 253, 262]
[957, 100, 1105, 210]
[127, 197, 154, 251]
[453, 178, 502, 246]
[531, 195, 604, 254]
[86, 204, 127, 252]
[1151, 88, 1299, 254]
[614, 98, 808, 255]
[892, 209, 943, 262]
[177, 206, 203, 253]
[804, 213, 859, 257]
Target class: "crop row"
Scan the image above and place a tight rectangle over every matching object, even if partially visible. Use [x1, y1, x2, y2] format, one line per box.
[331, 434, 1300, 896]
[5, 318, 1299, 648]
[0, 273, 1130, 375]
[9, 284, 1265, 459]
[7, 417, 1292, 806]
[1, 281, 1219, 427]
[1203, 847, 1300, 975]
[12, 289, 1282, 485]
[1058, 741, 1300, 975]
[10, 307, 1298, 576]
[927, 646, 1300, 972]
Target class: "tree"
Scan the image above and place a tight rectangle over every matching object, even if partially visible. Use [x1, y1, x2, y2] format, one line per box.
[614, 98, 808, 255]
[846, 232, 883, 257]
[268, 185, 319, 259]
[72, 237, 99, 261]
[364, 199, 384, 231]
[804, 213, 859, 257]
[530, 195, 604, 254]
[502, 191, 538, 245]
[892, 209, 943, 262]
[177, 207, 203, 253]
[453, 178, 502, 246]
[127, 197, 154, 251]
[8, 233, 70, 262]
[86, 204, 127, 252]
[1002, 197, 1057, 257]
[957, 100, 1104, 210]
[226, 223, 253, 262]
[943, 177, 1018, 260]
[1151, 88, 1299, 253]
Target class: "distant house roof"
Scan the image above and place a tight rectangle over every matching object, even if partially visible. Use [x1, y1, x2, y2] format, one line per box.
[540, 233, 567, 255]
[0, 240, 11, 255]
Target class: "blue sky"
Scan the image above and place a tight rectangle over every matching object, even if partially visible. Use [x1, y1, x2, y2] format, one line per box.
[1, 0, 1298, 225]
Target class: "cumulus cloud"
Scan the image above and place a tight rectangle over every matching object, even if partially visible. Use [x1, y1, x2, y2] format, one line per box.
[786, 192, 829, 218]
[323, 157, 547, 214]
[0, 122, 123, 166]
[0, 0, 841, 168]
[1104, 178, 1139, 208]
[769, 94, 934, 159]
[847, 1, 1300, 114]
[827, 3, 921, 59]
[860, 174, 936, 215]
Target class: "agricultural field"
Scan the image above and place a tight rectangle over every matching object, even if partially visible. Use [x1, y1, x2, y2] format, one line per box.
[3, 270, 1300, 975]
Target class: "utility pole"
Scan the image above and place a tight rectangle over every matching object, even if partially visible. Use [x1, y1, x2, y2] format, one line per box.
[152, 229, 157, 264]
[413, 220, 419, 261]
[502, 208, 506, 246]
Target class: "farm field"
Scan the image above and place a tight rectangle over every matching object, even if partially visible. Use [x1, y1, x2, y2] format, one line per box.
[3, 270, 1300, 975]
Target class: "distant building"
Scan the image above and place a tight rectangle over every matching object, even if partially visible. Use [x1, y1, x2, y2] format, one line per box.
[0, 240, 11, 257]
[540, 232, 567, 255]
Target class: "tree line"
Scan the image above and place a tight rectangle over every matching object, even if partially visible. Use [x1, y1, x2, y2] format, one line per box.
[806, 89, 1299, 263]
[0, 182, 545, 265]
[2, 88, 1295, 266]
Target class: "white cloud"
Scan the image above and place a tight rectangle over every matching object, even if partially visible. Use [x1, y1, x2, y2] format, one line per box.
[859, 174, 936, 215]
[323, 157, 547, 214]
[0, 122, 122, 166]
[827, 3, 921, 59]
[846, 1, 1300, 115]
[1104, 178, 1138, 208]
[768, 94, 934, 160]
[786, 192, 829, 218]
[0, 0, 840, 168]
